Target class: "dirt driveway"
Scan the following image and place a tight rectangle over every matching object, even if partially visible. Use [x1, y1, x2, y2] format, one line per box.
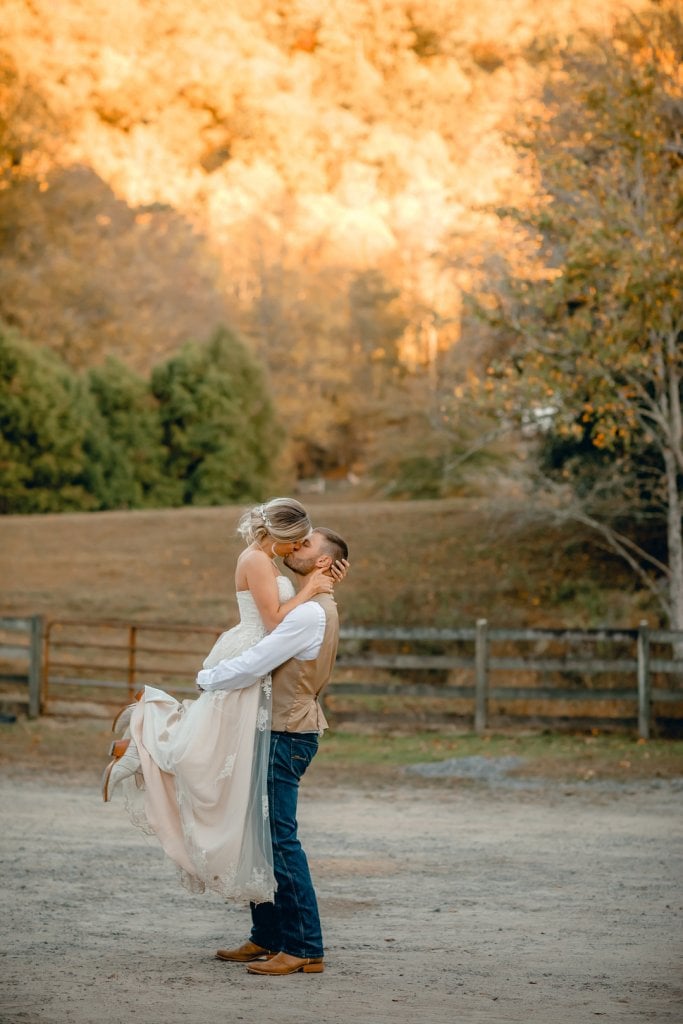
[1, 766, 681, 1024]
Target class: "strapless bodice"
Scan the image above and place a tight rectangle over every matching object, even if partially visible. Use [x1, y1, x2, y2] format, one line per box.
[202, 575, 296, 669]
[235, 575, 296, 632]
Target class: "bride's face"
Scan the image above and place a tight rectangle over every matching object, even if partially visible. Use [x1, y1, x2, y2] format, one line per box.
[283, 532, 325, 575]
[271, 538, 305, 558]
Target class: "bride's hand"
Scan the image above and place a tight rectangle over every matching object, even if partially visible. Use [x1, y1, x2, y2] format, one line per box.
[302, 567, 335, 597]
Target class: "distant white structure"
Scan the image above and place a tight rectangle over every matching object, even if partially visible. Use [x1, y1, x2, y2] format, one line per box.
[295, 472, 361, 495]
[295, 477, 326, 495]
[521, 405, 556, 437]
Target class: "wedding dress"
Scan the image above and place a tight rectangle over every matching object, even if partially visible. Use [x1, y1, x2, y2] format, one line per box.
[121, 576, 295, 904]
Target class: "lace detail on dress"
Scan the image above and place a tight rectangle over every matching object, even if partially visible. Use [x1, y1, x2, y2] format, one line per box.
[177, 867, 206, 895]
[256, 707, 269, 732]
[122, 775, 155, 837]
[217, 753, 236, 780]
[119, 576, 294, 906]
[177, 861, 273, 903]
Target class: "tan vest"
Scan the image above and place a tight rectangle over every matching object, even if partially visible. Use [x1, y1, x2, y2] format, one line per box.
[271, 594, 339, 733]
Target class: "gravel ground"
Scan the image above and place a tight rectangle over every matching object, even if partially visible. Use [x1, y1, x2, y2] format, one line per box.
[1, 770, 682, 1024]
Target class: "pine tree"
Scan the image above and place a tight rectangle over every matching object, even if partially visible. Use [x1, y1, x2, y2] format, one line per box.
[0, 325, 95, 513]
[151, 327, 278, 505]
[86, 358, 178, 508]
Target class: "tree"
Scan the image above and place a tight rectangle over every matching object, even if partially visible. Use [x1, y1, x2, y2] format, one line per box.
[0, 324, 95, 513]
[151, 327, 278, 505]
[247, 251, 411, 479]
[368, 371, 509, 498]
[246, 248, 353, 479]
[481, 3, 683, 626]
[86, 358, 175, 508]
[0, 163, 237, 374]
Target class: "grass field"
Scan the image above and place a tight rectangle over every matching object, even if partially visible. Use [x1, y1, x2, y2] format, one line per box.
[1, 715, 682, 786]
[0, 496, 655, 630]
[2, 496, 677, 738]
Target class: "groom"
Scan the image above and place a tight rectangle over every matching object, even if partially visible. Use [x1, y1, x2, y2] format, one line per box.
[196, 526, 349, 977]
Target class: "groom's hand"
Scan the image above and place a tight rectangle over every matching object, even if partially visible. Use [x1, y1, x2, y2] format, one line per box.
[195, 670, 209, 693]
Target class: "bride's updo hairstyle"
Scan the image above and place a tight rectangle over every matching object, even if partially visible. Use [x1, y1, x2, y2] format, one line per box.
[237, 497, 312, 545]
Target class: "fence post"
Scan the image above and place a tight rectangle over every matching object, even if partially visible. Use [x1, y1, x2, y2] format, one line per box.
[637, 619, 651, 739]
[475, 618, 489, 734]
[28, 615, 44, 718]
[128, 625, 138, 700]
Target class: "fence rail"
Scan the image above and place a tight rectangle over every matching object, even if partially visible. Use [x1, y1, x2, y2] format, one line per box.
[34, 615, 683, 737]
[43, 618, 221, 706]
[0, 616, 43, 718]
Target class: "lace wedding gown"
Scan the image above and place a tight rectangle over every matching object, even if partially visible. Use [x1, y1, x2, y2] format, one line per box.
[122, 576, 295, 904]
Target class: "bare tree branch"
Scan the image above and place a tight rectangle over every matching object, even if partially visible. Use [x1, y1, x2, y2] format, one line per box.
[562, 508, 672, 619]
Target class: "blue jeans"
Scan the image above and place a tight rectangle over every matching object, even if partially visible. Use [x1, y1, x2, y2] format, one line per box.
[250, 731, 323, 958]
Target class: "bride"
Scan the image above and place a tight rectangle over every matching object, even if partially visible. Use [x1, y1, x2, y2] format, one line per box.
[101, 497, 336, 904]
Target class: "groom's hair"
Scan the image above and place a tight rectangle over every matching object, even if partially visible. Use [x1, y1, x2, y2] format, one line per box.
[313, 527, 349, 564]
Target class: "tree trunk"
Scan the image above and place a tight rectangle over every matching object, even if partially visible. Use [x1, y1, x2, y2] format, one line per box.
[663, 449, 683, 664]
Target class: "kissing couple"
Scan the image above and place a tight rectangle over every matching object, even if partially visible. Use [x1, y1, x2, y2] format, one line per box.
[103, 497, 349, 976]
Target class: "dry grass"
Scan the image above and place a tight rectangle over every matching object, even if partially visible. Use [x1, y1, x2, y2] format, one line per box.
[1, 716, 681, 788]
[0, 497, 655, 631]
[2, 497, 675, 737]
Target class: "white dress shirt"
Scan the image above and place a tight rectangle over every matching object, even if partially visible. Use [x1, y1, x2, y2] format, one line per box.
[196, 601, 326, 692]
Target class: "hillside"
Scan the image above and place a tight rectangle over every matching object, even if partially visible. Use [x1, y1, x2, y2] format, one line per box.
[0, 498, 651, 629]
[0, 0, 652, 477]
[5, 0, 640, 283]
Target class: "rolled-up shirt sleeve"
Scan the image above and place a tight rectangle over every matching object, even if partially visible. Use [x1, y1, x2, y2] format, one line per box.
[196, 602, 326, 692]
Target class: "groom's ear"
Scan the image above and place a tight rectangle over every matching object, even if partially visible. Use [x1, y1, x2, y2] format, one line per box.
[317, 554, 333, 570]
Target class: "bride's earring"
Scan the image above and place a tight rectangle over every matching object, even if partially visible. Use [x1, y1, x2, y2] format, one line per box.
[271, 542, 279, 558]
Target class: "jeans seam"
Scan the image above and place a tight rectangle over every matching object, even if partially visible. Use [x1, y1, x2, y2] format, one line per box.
[278, 739, 310, 956]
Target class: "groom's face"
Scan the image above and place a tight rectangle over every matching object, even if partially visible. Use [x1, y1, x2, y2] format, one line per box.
[284, 531, 328, 576]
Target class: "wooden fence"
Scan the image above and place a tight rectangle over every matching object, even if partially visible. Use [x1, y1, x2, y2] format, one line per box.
[42, 617, 219, 705]
[335, 620, 683, 738]
[0, 616, 44, 718]
[32, 615, 683, 738]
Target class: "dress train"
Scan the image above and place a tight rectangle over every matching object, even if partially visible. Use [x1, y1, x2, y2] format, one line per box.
[119, 578, 294, 904]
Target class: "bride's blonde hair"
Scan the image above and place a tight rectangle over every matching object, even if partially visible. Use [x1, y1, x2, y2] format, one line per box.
[237, 497, 311, 545]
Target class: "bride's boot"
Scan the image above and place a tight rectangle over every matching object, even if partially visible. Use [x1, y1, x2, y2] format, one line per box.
[102, 737, 142, 802]
[111, 689, 144, 735]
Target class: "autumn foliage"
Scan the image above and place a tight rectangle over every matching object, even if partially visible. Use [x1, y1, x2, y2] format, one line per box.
[1, 0, 681, 632]
[0, 0, 654, 482]
[477, 5, 683, 626]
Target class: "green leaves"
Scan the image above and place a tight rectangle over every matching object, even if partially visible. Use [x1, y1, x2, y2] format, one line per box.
[0, 325, 279, 513]
[150, 327, 277, 506]
[478, 3, 683, 622]
[0, 327, 96, 513]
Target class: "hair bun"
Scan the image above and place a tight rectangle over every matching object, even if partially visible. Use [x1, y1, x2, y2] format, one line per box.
[238, 497, 311, 545]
